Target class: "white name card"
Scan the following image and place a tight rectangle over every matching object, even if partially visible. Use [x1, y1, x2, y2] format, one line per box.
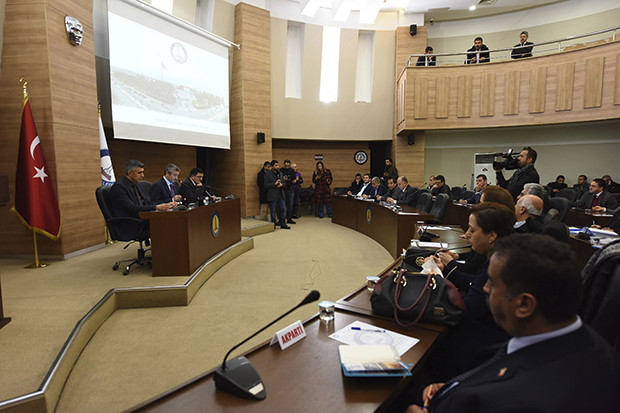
[269, 320, 306, 350]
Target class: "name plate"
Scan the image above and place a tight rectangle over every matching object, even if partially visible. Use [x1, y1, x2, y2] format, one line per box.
[269, 320, 306, 350]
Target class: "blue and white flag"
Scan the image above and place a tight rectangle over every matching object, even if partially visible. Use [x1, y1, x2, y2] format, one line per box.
[99, 112, 116, 186]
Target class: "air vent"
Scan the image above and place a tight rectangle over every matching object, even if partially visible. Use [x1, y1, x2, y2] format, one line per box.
[477, 0, 497, 5]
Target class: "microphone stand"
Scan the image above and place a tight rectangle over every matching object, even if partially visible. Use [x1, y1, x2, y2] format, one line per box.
[214, 290, 320, 400]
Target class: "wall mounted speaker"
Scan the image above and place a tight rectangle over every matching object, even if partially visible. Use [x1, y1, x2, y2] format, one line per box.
[410, 24, 417, 36]
[257, 132, 265, 144]
[408, 134, 415, 145]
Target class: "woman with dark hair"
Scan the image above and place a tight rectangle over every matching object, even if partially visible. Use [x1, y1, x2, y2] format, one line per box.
[424, 202, 516, 380]
[312, 161, 333, 218]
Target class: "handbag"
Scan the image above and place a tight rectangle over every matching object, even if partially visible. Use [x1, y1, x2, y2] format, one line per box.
[370, 268, 465, 327]
[402, 247, 434, 271]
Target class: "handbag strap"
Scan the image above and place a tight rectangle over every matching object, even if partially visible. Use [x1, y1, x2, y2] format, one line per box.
[392, 269, 434, 327]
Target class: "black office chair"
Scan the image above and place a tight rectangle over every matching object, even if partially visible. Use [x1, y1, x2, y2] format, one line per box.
[460, 190, 475, 201]
[451, 187, 463, 200]
[541, 220, 569, 243]
[428, 193, 450, 224]
[95, 186, 151, 276]
[415, 191, 432, 212]
[556, 188, 577, 202]
[137, 180, 153, 204]
[579, 239, 620, 350]
[547, 197, 572, 222]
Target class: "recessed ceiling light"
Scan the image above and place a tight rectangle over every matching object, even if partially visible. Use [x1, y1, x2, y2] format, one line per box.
[469, 5, 476, 11]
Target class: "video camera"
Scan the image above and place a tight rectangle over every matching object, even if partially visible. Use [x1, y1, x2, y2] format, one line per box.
[492, 149, 519, 170]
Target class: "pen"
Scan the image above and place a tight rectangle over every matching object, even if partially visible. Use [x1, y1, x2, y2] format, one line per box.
[422, 399, 429, 410]
[351, 327, 386, 333]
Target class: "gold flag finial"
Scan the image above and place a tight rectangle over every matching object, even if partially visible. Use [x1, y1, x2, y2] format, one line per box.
[20, 78, 28, 100]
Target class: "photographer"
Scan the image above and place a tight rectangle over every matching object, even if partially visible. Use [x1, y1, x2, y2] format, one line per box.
[494, 147, 540, 201]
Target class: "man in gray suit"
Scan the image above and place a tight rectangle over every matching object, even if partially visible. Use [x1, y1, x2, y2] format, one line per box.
[577, 178, 618, 210]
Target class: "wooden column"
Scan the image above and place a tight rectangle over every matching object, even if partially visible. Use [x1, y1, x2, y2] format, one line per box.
[393, 26, 427, 187]
[210, 3, 272, 217]
[0, 0, 102, 256]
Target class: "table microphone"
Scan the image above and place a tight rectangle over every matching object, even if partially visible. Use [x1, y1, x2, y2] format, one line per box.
[214, 290, 320, 400]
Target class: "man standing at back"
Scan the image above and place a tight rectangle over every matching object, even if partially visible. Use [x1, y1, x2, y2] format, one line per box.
[280, 159, 296, 224]
[511, 31, 534, 59]
[264, 160, 290, 229]
[466, 37, 490, 64]
[495, 147, 540, 201]
[150, 163, 183, 204]
[405, 234, 620, 413]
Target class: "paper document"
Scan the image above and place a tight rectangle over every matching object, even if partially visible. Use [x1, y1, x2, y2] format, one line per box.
[338, 345, 411, 377]
[329, 321, 419, 356]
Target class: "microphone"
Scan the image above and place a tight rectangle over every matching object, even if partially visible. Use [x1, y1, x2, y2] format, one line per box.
[214, 290, 320, 400]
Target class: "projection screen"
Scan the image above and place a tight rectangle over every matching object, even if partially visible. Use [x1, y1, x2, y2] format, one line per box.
[107, 0, 231, 149]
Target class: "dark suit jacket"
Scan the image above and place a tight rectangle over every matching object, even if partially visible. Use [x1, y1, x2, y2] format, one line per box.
[109, 176, 155, 219]
[356, 183, 373, 197]
[368, 184, 388, 199]
[466, 45, 490, 64]
[430, 325, 620, 413]
[149, 177, 179, 204]
[514, 216, 543, 234]
[496, 164, 540, 200]
[431, 184, 451, 200]
[396, 185, 417, 206]
[577, 191, 619, 210]
[263, 170, 281, 203]
[416, 55, 436, 66]
[180, 178, 199, 204]
[511, 41, 534, 59]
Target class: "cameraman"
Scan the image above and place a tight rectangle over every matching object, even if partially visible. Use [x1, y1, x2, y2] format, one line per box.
[495, 147, 540, 200]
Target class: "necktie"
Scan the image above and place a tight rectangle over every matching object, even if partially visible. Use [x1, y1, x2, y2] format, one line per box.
[169, 183, 176, 196]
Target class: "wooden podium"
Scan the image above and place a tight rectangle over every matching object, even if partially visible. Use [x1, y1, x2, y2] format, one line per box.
[140, 198, 241, 277]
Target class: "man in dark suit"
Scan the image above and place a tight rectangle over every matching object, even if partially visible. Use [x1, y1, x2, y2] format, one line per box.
[149, 163, 183, 204]
[264, 160, 289, 229]
[577, 178, 619, 210]
[388, 176, 417, 206]
[363, 177, 388, 200]
[495, 146, 540, 200]
[353, 173, 373, 197]
[179, 167, 216, 204]
[572, 174, 589, 199]
[459, 174, 487, 205]
[430, 175, 451, 200]
[513, 195, 543, 233]
[510, 31, 534, 59]
[378, 177, 399, 202]
[405, 234, 620, 413]
[465, 37, 490, 64]
[109, 160, 176, 219]
[416, 46, 436, 67]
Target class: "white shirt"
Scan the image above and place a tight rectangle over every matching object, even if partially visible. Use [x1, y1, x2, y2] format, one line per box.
[357, 183, 370, 197]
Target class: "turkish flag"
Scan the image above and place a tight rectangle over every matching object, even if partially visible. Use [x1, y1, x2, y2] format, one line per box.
[11, 96, 61, 240]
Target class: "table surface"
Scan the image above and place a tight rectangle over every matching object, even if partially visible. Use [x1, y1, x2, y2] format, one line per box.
[130, 310, 441, 413]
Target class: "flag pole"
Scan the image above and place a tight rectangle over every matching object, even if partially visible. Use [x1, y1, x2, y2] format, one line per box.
[26, 229, 47, 268]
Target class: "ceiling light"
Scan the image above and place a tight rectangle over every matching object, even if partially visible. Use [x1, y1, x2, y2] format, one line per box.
[469, 5, 476, 11]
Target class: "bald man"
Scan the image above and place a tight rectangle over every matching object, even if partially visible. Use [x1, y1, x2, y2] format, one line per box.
[514, 194, 543, 233]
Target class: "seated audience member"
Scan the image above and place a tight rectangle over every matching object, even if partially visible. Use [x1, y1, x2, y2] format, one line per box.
[466, 36, 490, 64]
[110, 160, 176, 219]
[431, 175, 451, 199]
[602, 174, 620, 193]
[379, 177, 400, 201]
[518, 182, 549, 213]
[427, 175, 435, 190]
[510, 30, 534, 59]
[383, 158, 399, 182]
[572, 174, 589, 198]
[180, 167, 216, 204]
[416, 46, 436, 66]
[387, 176, 417, 206]
[459, 174, 487, 204]
[514, 195, 543, 233]
[547, 174, 567, 196]
[405, 234, 620, 413]
[150, 163, 183, 204]
[577, 178, 619, 210]
[480, 186, 515, 212]
[347, 173, 363, 195]
[354, 174, 372, 197]
[423, 203, 515, 380]
[363, 176, 388, 200]
[592, 206, 620, 234]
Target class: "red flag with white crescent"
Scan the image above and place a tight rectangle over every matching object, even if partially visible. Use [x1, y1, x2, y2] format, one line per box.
[11, 96, 62, 240]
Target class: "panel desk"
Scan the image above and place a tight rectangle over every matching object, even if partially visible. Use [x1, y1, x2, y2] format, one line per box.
[332, 195, 434, 259]
[129, 309, 442, 413]
[140, 198, 241, 277]
[565, 209, 612, 228]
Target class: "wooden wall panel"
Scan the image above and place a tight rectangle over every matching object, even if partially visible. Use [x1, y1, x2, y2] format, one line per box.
[529, 67, 547, 113]
[414, 77, 428, 119]
[584, 56, 604, 108]
[504, 71, 520, 115]
[435, 77, 450, 119]
[457, 75, 472, 118]
[393, 26, 427, 185]
[397, 73, 406, 127]
[480, 73, 495, 117]
[556, 62, 575, 111]
[272, 141, 371, 190]
[615, 54, 620, 105]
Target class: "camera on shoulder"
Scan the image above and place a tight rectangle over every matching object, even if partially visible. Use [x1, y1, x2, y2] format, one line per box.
[493, 149, 519, 170]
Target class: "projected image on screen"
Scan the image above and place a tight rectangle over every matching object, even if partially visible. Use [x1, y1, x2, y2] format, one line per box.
[108, 8, 231, 149]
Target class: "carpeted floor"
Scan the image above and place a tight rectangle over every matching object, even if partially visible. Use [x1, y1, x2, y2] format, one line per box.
[0, 217, 393, 412]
